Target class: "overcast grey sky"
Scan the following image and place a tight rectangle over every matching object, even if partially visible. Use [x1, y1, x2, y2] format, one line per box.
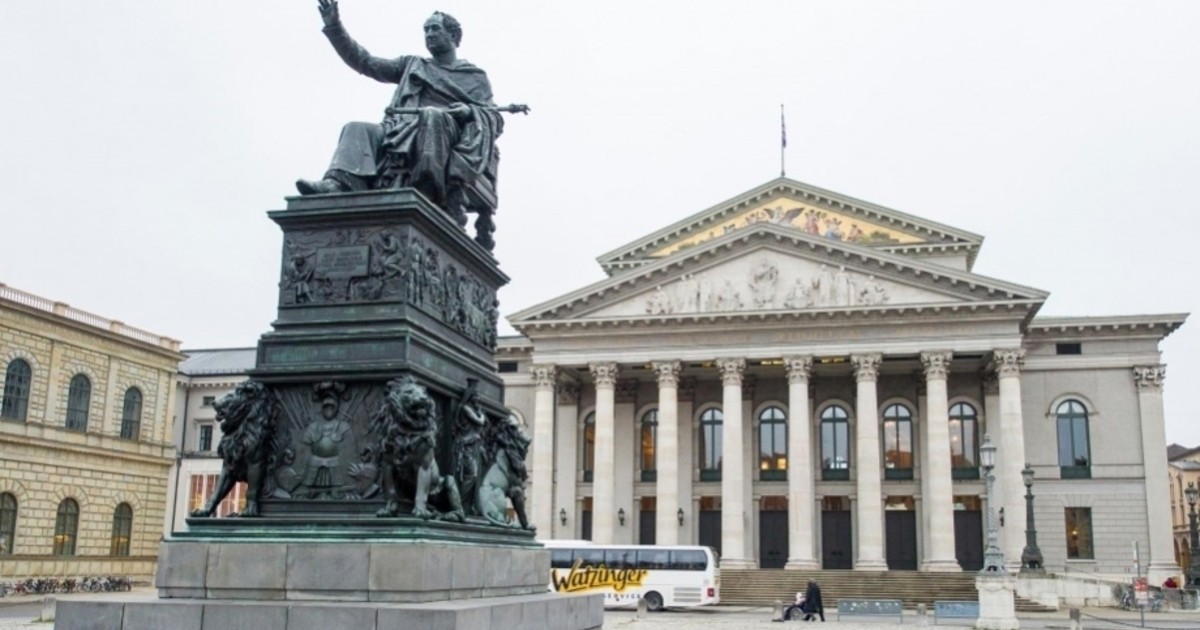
[2, 1, 1198, 444]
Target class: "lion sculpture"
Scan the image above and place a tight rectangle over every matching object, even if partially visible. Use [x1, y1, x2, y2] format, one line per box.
[191, 381, 281, 518]
[371, 375, 464, 521]
[476, 413, 534, 531]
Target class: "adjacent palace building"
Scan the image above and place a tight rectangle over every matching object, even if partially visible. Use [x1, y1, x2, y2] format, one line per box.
[499, 177, 1186, 581]
[0, 283, 181, 580]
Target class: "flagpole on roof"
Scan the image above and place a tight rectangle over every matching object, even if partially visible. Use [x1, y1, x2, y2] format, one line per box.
[780, 103, 787, 177]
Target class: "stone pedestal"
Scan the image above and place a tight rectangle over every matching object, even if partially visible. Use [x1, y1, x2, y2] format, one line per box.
[975, 573, 1020, 630]
[55, 190, 604, 629]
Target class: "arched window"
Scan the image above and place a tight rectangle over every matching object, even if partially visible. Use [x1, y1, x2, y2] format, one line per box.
[882, 404, 914, 480]
[2, 359, 32, 421]
[640, 409, 657, 482]
[1056, 400, 1091, 478]
[0, 493, 16, 555]
[53, 499, 79, 556]
[65, 374, 91, 432]
[949, 402, 980, 479]
[821, 405, 851, 481]
[120, 388, 142, 440]
[582, 412, 595, 483]
[110, 503, 133, 557]
[699, 408, 723, 481]
[758, 406, 787, 481]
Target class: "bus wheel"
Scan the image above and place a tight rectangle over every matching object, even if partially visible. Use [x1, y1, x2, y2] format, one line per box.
[644, 591, 664, 612]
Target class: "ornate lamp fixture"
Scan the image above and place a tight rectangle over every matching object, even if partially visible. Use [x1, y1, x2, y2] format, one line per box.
[559, 508, 568, 527]
[979, 434, 1006, 574]
[677, 507, 685, 526]
[1020, 464, 1045, 574]
[617, 508, 626, 527]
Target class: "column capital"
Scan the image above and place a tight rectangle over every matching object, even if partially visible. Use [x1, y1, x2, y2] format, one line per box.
[852, 353, 882, 383]
[652, 361, 682, 388]
[1133, 365, 1167, 392]
[992, 348, 1025, 378]
[531, 364, 557, 390]
[921, 351, 953, 381]
[556, 381, 581, 405]
[784, 355, 814, 384]
[589, 362, 619, 388]
[717, 358, 746, 386]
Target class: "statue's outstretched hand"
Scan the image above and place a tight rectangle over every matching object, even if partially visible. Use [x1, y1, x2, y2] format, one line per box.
[318, 0, 340, 27]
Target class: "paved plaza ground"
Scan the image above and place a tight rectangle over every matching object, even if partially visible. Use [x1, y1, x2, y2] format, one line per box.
[3, 591, 1199, 629]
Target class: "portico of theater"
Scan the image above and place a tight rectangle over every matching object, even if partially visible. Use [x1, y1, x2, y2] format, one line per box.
[500, 178, 1183, 579]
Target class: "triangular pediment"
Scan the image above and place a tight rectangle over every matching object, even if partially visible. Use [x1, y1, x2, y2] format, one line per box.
[597, 177, 984, 276]
[510, 223, 1045, 328]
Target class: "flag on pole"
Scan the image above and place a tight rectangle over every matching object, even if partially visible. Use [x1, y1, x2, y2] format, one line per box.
[780, 104, 787, 148]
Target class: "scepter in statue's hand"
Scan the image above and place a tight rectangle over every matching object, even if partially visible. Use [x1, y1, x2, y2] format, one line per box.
[318, 0, 340, 27]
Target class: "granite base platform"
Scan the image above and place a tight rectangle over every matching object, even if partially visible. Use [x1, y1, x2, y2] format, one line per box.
[56, 591, 603, 630]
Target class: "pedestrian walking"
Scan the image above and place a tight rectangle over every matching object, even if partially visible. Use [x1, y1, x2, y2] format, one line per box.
[803, 580, 824, 622]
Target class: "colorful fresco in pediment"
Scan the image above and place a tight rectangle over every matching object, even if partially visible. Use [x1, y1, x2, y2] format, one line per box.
[649, 197, 924, 258]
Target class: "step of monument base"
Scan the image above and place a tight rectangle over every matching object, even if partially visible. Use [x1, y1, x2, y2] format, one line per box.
[56, 592, 603, 630]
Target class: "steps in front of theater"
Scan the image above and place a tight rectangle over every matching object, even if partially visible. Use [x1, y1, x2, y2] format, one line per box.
[718, 569, 1056, 612]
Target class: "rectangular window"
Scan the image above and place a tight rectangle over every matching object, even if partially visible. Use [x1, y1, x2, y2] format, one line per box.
[1065, 507, 1094, 559]
[497, 361, 519, 373]
[198, 425, 213, 452]
[1056, 343, 1082, 355]
[202, 396, 216, 407]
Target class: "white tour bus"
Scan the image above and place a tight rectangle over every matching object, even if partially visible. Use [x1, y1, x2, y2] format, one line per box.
[544, 541, 720, 611]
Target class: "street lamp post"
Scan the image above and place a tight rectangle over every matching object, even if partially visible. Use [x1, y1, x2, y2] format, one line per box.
[1186, 482, 1200, 588]
[974, 433, 1020, 630]
[979, 434, 1005, 574]
[1020, 463, 1044, 575]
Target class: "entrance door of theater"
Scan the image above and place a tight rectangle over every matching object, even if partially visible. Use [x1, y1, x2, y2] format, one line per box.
[885, 510, 918, 570]
[955, 510, 984, 570]
[821, 510, 852, 569]
[759, 496, 789, 569]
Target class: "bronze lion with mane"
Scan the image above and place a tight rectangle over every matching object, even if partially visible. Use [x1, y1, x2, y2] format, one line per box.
[191, 381, 282, 518]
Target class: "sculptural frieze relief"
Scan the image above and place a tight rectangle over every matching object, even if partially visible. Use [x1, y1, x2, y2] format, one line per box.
[280, 230, 498, 349]
[643, 258, 891, 315]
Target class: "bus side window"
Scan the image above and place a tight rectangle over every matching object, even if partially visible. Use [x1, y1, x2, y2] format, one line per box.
[605, 549, 636, 569]
[576, 549, 605, 568]
[670, 549, 707, 571]
[637, 549, 669, 569]
[550, 549, 573, 569]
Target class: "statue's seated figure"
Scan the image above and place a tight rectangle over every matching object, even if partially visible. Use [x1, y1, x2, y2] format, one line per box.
[298, 1, 505, 250]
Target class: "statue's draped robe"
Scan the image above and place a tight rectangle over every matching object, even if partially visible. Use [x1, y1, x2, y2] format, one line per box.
[320, 23, 503, 207]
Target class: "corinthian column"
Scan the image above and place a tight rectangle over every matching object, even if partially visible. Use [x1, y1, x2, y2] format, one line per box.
[784, 355, 819, 569]
[993, 348, 1027, 569]
[654, 361, 682, 545]
[718, 358, 752, 568]
[1134, 365, 1180, 582]
[921, 351, 961, 571]
[590, 362, 618, 544]
[530, 364, 557, 537]
[852, 353, 887, 570]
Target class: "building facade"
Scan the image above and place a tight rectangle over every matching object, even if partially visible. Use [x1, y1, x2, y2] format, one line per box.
[0, 283, 182, 580]
[1168, 444, 1200, 576]
[166, 348, 254, 533]
[500, 178, 1185, 581]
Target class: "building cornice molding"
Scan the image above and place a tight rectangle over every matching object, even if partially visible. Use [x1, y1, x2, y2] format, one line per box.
[1027, 314, 1188, 341]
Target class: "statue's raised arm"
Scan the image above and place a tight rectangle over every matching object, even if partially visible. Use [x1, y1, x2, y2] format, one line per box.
[297, 5, 526, 252]
[315, 0, 405, 84]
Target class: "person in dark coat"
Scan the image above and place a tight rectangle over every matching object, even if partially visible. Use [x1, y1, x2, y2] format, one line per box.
[803, 580, 825, 622]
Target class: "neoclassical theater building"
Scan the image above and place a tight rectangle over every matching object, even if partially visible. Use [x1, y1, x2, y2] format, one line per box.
[498, 177, 1185, 581]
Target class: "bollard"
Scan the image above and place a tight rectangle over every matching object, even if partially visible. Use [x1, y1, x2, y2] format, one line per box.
[772, 599, 784, 622]
[636, 596, 647, 619]
[916, 603, 927, 627]
[41, 596, 56, 622]
[1068, 607, 1081, 630]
